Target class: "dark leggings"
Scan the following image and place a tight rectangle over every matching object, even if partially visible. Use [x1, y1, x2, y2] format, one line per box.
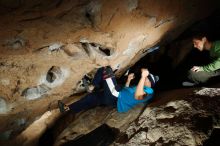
[188, 69, 220, 84]
[68, 67, 118, 113]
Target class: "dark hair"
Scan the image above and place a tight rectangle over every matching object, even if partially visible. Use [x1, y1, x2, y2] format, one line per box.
[192, 32, 209, 40]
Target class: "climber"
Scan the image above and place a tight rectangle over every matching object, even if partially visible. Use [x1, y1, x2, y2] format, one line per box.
[182, 33, 220, 86]
[58, 66, 159, 113]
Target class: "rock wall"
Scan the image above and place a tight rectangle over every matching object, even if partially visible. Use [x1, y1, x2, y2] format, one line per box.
[111, 88, 220, 146]
[0, 0, 220, 145]
[52, 88, 220, 146]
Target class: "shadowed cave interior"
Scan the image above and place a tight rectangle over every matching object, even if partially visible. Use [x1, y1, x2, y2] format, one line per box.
[0, 1, 220, 146]
[39, 10, 220, 146]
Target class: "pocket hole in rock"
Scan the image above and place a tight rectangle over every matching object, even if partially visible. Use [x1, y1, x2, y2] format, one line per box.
[81, 42, 113, 57]
[46, 66, 62, 83]
[91, 43, 112, 56]
[99, 47, 111, 56]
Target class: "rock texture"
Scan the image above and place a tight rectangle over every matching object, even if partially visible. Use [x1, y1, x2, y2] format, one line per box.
[0, 0, 220, 145]
[53, 104, 146, 146]
[110, 88, 220, 146]
[51, 87, 220, 146]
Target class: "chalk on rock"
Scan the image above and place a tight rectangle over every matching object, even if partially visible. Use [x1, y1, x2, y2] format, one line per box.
[48, 43, 64, 51]
[81, 42, 111, 60]
[22, 84, 50, 100]
[38, 84, 51, 94]
[5, 37, 26, 49]
[40, 67, 69, 88]
[46, 66, 62, 83]
[22, 87, 41, 100]
[0, 97, 9, 114]
[80, 38, 90, 43]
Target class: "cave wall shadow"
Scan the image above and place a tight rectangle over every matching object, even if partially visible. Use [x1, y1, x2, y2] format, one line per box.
[60, 124, 118, 146]
[203, 128, 220, 146]
[128, 9, 220, 91]
[128, 48, 210, 91]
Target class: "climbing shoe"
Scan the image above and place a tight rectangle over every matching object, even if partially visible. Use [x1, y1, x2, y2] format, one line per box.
[182, 81, 196, 87]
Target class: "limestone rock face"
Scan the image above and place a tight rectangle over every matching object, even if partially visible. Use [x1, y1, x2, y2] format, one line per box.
[0, 0, 220, 145]
[111, 88, 220, 146]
